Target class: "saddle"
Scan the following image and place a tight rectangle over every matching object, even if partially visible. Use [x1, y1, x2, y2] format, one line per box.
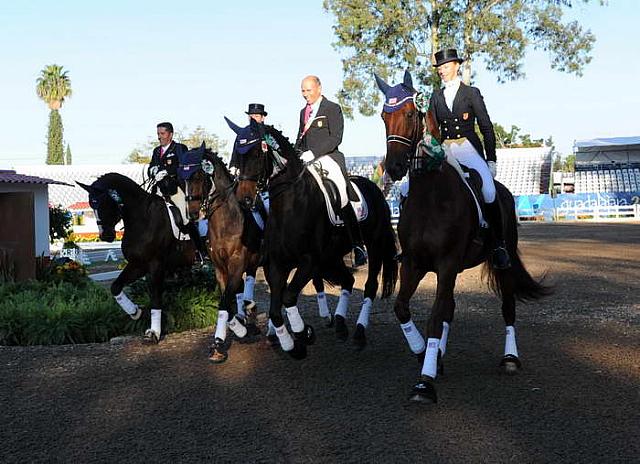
[446, 157, 488, 228]
[306, 156, 368, 226]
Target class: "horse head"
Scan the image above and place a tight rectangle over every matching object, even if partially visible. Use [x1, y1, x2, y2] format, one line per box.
[179, 142, 222, 221]
[77, 175, 123, 242]
[225, 117, 274, 210]
[375, 70, 440, 181]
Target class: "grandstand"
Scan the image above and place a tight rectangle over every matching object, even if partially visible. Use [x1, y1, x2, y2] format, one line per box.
[346, 146, 553, 200]
[15, 164, 148, 208]
[573, 137, 640, 193]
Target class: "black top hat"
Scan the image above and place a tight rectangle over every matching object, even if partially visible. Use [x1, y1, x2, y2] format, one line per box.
[433, 49, 464, 67]
[246, 103, 267, 116]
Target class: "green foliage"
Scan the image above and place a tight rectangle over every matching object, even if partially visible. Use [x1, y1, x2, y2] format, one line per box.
[46, 110, 64, 165]
[323, 0, 603, 118]
[65, 144, 72, 165]
[125, 126, 228, 164]
[49, 204, 72, 243]
[35, 64, 72, 110]
[0, 266, 219, 346]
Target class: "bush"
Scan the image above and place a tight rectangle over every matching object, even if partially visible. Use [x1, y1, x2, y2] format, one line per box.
[49, 204, 72, 243]
[0, 265, 219, 346]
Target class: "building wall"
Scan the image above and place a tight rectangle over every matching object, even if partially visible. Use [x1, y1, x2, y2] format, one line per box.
[0, 183, 50, 257]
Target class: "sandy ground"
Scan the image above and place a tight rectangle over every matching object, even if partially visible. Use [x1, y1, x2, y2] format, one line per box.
[1, 222, 639, 463]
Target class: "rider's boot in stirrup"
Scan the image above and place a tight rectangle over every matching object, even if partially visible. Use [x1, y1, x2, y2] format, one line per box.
[485, 200, 511, 270]
[340, 205, 367, 267]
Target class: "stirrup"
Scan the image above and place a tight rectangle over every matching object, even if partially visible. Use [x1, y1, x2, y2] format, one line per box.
[491, 245, 511, 270]
[353, 245, 368, 267]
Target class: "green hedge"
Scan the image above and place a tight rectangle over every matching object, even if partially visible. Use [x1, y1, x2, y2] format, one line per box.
[0, 266, 219, 346]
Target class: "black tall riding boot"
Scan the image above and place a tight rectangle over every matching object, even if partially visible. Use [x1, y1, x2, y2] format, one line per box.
[484, 200, 511, 270]
[188, 222, 208, 264]
[340, 204, 367, 267]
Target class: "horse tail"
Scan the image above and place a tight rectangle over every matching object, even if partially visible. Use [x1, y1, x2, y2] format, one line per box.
[380, 212, 398, 299]
[482, 183, 552, 301]
[482, 251, 551, 302]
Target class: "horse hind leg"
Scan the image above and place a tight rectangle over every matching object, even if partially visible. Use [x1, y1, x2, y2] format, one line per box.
[498, 276, 521, 374]
[353, 248, 383, 350]
[312, 275, 334, 327]
[323, 262, 355, 343]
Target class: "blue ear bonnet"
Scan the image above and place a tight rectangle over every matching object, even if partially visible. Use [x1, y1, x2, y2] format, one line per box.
[383, 84, 415, 113]
[178, 148, 204, 180]
[233, 125, 261, 155]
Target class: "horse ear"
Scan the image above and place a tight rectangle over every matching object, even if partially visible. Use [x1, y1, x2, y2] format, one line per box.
[76, 181, 96, 194]
[374, 73, 391, 95]
[199, 141, 206, 151]
[224, 116, 242, 135]
[403, 70, 414, 90]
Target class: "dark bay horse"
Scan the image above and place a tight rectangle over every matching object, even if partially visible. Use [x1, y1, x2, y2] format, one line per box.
[78, 173, 197, 343]
[229, 122, 398, 356]
[181, 144, 261, 363]
[376, 72, 550, 403]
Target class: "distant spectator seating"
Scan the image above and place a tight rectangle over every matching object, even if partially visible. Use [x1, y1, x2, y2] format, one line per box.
[574, 167, 640, 193]
[494, 147, 552, 196]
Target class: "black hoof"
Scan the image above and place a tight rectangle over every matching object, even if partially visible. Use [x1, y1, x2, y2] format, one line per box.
[335, 315, 348, 342]
[266, 333, 280, 347]
[352, 323, 366, 350]
[246, 322, 262, 337]
[208, 339, 228, 364]
[500, 354, 522, 374]
[415, 349, 425, 365]
[294, 324, 316, 346]
[409, 376, 438, 404]
[287, 339, 308, 360]
[324, 314, 334, 328]
[142, 330, 160, 345]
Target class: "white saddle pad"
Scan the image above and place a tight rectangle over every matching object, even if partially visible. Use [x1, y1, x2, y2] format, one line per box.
[306, 156, 368, 226]
[165, 202, 190, 241]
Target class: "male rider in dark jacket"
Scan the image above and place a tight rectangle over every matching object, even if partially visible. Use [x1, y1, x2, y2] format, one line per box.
[295, 75, 367, 267]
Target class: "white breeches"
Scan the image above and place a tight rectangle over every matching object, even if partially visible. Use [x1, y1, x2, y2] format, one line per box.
[444, 140, 496, 203]
[170, 188, 189, 224]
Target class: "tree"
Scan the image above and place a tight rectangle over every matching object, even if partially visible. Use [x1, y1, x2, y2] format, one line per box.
[36, 64, 72, 164]
[125, 126, 228, 164]
[323, 0, 604, 118]
[65, 144, 72, 165]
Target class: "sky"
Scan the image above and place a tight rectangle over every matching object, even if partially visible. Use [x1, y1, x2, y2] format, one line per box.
[1, 0, 638, 167]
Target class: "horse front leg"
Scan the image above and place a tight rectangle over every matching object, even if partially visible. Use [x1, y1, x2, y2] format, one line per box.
[352, 246, 383, 349]
[410, 264, 457, 404]
[209, 263, 233, 363]
[394, 257, 428, 360]
[266, 260, 302, 357]
[110, 262, 146, 320]
[497, 274, 521, 374]
[280, 256, 318, 358]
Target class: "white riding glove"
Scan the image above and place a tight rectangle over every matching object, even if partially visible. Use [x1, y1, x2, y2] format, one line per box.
[300, 150, 315, 163]
[149, 165, 159, 177]
[229, 166, 239, 177]
[487, 160, 497, 178]
[154, 169, 168, 182]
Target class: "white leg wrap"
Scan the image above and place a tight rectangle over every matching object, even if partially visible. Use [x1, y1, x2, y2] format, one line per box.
[504, 325, 519, 358]
[243, 276, 256, 301]
[114, 291, 138, 316]
[421, 338, 440, 379]
[266, 319, 276, 336]
[356, 297, 372, 328]
[235, 293, 246, 319]
[334, 289, 351, 319]
[276, 324, 294, 351]
[439, 321, 450, 356]
[150, 309, 162, 336]
[228, 316, 247, 338]
[316, 291, 331, 318]
[400, 319, 425, 354]
[215, 310, 229, 341]
[285, 306, 305, 333]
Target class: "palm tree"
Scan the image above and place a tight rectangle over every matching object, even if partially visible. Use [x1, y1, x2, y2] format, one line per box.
[36, 64, 72, 110]
[36, 64, 72, 164]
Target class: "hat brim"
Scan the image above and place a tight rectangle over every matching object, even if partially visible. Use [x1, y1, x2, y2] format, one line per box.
[433, 57, 464, 67]
[246, 111, 268, 116]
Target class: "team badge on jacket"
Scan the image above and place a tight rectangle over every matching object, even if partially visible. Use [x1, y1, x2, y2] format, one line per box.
[318, 121, 323, 127]
[463, 112, 469, 120]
